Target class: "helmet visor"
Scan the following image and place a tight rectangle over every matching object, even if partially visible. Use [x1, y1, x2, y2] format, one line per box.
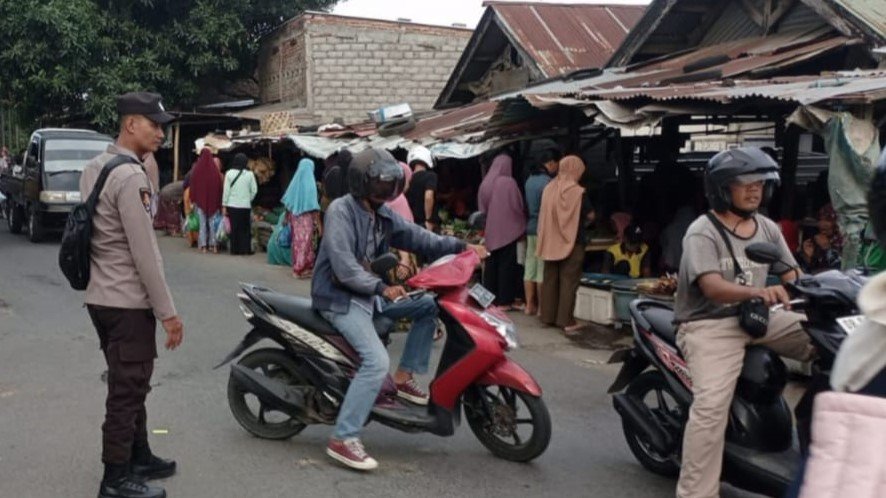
[733, 171, 779, 185]
[368, 169, 404, 203]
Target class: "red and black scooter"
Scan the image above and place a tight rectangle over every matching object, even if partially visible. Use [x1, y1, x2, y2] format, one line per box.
[216, 250, 551, 462]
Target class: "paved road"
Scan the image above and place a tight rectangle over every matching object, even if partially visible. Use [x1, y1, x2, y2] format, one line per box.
[0, 227, 761, 497]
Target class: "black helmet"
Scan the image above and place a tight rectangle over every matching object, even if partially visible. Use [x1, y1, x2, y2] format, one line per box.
[704, 147, 780, 216]
[869, 148, 886, 249]
[348, 148, 405, 205]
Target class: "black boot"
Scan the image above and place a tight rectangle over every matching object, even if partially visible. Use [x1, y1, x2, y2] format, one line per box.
[131, 441, 177, 481]
[99, 463, 165, 498]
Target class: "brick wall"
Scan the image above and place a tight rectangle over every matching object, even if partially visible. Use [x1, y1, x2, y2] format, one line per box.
[258, 22, 308, 107]
[257, 14, 471, 125]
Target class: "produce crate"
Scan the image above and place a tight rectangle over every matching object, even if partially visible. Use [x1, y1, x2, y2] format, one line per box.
[574, 285, 615, 325]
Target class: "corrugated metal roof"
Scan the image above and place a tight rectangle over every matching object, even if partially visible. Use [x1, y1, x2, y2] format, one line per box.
[487, 2, 646, 78]
[830, 0, 886, 41]
[496, 29, 853, 100]
[574, 70, 886, 106]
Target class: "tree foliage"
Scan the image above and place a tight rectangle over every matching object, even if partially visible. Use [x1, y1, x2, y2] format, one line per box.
[0, 0, 338, 130]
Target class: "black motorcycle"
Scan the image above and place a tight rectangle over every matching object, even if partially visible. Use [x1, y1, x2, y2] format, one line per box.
[607, 242, 866, 496]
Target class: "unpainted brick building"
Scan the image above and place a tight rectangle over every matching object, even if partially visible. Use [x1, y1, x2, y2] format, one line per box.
[257, 12, 472, 125]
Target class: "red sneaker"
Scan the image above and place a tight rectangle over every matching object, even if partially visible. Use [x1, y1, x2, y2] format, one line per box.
[396, 378, 429, 405]
[326, 438, 378, 471]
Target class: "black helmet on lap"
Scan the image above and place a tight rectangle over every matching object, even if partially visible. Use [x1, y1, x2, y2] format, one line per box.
[704, 147, 780, 218]
[348, 147, 405, 207]
[869, 148, 886, 250]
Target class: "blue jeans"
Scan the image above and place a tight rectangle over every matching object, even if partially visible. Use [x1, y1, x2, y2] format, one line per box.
[377, 294, 438, 375]
[320, 295, 438, 439]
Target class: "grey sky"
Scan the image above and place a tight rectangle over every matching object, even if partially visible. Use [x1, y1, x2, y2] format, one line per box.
[331, 0, 650, 28]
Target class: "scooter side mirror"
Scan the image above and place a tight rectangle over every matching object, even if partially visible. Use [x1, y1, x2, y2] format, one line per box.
[468, 211, 486, 230]
[370, 253, 399, 276]
[745, 242, 781, 265]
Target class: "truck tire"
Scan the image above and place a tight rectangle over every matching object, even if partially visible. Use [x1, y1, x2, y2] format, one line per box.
[6, 199, 23, 234]
[27, 204, 43, 243]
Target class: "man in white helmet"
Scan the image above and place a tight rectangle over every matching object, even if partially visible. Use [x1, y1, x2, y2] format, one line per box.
[405, 146, 438, 231]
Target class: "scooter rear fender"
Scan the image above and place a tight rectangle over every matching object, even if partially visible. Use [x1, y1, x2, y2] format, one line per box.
[213, 328, 287, 369]
[474, 358, 542, 397]
[607, 348, 650, 394]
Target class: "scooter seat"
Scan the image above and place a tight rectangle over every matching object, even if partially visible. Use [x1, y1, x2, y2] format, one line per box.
[253, 291, 339, 336]
[643, 306, 678, 346]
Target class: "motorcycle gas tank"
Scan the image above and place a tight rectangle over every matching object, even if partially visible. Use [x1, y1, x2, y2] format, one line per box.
[736, 346, 787, 404]
[729, 347, 793, 451]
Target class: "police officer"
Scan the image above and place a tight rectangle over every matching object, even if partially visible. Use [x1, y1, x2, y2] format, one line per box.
[80, 92, 184, 498]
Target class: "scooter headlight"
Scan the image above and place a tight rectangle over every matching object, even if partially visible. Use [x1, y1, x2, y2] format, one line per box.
[475, 310, 519, 350]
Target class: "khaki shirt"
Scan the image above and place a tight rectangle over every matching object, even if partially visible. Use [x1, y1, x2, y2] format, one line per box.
[79, 144, 177, 320]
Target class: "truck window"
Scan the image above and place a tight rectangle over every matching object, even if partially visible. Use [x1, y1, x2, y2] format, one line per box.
[43, 139, 111, 173]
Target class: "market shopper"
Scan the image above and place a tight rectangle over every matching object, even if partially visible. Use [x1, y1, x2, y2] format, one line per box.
[312, 147, 487, 470]
[602, 223, 652, 278]
[536, 155, 594, 332]
[189, 148, 224, 254]
[405, 145, 438, 231]
[673, 147, 814, 498]
[523, 145, 560, 315]
[222, 153, 258, 255]
[478, 154, 526, 310]
[282, 158, 322, 277]
[322, 148, 352, 203]
[79, 92, 183, 498]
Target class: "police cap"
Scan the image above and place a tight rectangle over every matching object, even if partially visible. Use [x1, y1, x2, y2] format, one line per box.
[116, 92, 175, 125]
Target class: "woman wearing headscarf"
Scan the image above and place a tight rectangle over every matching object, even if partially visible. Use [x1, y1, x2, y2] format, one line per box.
[386, 162, 418, 282]
[537, 155, 593, 332]
[478, 154, 526, 310]
[222, 153, 258, 255]
[282, 158, 322, 277]
[190, 148, 224, 253]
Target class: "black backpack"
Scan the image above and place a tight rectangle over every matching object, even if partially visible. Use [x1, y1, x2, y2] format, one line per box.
[59, 155, 134, 290]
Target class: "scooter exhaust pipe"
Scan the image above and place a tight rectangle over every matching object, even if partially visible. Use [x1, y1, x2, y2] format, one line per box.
[613, 393, 674, 455]
[230, 364, 310, 416]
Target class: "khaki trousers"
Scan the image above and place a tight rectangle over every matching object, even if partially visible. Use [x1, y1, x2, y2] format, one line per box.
[675, 311, 814, 498]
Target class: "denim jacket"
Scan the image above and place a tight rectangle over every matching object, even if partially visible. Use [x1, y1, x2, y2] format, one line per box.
[311, 195, 466, 314]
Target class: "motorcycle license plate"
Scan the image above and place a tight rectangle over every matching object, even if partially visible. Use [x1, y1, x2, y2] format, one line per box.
[469, 283, 496, 309]
[836, 315, 865, 335]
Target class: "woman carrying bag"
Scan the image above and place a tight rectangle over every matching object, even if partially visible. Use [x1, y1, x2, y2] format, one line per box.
[190, 149, 224, 254]
[281, 158, 322, 278]
[222, 153, 258, 255]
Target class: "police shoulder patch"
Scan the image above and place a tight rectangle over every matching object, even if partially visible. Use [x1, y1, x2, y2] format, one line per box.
[139, 187, 152, 214]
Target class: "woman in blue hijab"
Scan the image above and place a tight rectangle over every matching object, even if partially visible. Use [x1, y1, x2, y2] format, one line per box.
[282, 157, 322, 278]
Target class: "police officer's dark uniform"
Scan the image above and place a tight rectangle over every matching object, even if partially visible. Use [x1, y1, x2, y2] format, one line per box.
[80, 93, 179, 498]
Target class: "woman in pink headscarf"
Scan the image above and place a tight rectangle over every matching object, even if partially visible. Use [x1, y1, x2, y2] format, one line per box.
[387, 162, 418, 282]
[478, 154, 526, 310]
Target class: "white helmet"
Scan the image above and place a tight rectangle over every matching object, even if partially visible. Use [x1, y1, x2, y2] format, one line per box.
[407, 145, 434, 169]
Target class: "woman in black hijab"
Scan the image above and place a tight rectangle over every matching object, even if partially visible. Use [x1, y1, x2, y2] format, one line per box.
[322, 149, 353, 202]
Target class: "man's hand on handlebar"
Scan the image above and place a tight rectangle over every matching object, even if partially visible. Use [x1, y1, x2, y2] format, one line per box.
[468, 244, 489, 260]
[754, 285, 792, 309]
[383, 285, 408, 301]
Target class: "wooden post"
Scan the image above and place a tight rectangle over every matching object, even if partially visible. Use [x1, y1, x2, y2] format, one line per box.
[172, 123, 180, 182]
[781, 124, 801, 219]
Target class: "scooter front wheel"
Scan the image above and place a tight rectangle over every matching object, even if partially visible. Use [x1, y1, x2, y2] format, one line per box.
[227, 348, 308, 440]
[464, 384, 551, 462]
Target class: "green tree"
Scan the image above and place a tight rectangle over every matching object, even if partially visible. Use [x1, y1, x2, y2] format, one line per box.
[0, 0, 338, 130]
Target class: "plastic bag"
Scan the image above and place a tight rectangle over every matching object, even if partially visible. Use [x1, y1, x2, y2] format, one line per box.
[277, 220, 292, 248]
[186, 211, 199, 232]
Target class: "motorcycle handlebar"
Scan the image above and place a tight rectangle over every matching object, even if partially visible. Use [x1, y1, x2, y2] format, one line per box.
[770, 298, 806, 313]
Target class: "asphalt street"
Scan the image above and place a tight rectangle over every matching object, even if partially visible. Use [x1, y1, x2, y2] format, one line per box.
[0, 227, 762, 497]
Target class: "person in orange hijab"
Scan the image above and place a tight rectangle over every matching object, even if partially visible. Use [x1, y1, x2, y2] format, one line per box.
[536, 155, 595, 332]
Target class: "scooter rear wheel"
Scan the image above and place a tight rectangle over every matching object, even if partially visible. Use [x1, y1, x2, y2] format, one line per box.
[464, 384, 551, 462]
[623, 371, 681, 477]
[227, 348, 308, 440]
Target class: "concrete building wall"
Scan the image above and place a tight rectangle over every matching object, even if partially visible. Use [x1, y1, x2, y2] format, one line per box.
[257, 14, 471, 124]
